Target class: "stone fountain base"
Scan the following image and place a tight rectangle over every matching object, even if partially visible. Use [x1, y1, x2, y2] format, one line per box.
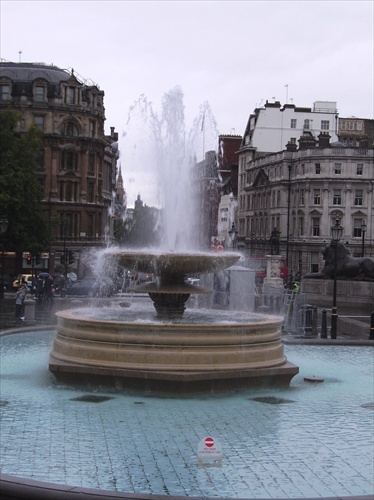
[49, 308, 298, 393]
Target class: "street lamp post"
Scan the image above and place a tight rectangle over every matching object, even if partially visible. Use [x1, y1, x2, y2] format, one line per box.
[330, 217, 343, 339]
[361, 220, 366, 257]
[0, 216, 9, 300]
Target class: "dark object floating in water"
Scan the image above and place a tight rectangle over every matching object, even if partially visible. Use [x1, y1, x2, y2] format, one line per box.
[304, 376, 324, 383]
[0, 400, 9, 407]
[70, 395, 113, 403]
[250, 396, 295, 405]
[361, 402, 374, 409]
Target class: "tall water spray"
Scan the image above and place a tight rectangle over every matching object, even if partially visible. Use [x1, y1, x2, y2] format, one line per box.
[120, 86, 218, 251]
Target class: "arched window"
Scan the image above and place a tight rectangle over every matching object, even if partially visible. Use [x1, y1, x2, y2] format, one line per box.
[65, 122, 78, 137]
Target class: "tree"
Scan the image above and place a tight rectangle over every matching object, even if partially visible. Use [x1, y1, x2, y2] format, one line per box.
[0, 110, 51, 273]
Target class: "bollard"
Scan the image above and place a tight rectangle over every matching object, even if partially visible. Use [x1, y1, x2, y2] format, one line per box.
[312, 305, 318, 336]
[370, 312, 374, 340]
[321, 309, 327, 339]
[304, 306, 313, 335]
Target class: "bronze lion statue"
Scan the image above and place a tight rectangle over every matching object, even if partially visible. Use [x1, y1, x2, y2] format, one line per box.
[305, 242, 374, 281]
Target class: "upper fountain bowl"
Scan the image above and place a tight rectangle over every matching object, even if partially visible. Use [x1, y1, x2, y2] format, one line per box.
[103, 249, 242, 276]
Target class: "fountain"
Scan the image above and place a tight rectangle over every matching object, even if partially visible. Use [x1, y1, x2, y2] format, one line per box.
[47, 87, 298, 392]
[49, 250, 299, 392]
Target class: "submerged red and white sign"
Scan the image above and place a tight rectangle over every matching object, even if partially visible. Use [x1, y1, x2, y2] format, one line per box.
[197, 436, 222, 466]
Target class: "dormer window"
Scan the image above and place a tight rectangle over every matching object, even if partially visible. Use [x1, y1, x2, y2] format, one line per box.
[65, 86, 76, 105]
[34, 85, 46, 103]
[0, 83, 10, 101]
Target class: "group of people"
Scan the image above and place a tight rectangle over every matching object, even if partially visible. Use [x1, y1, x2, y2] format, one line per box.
[15, 272, 67, 320]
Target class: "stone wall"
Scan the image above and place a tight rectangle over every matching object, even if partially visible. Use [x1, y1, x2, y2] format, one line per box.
[301, 278, 374, 313]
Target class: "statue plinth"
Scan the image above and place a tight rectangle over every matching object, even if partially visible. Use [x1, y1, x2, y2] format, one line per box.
[263, 255, 284, 294]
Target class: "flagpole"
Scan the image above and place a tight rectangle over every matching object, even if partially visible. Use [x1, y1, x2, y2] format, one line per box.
[202, 114, 205, 160]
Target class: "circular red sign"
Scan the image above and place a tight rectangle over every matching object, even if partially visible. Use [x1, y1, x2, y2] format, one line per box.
[204, 437, 215, 448]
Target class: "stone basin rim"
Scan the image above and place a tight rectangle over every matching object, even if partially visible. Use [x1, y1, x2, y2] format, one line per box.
[55, 308, 284, 327]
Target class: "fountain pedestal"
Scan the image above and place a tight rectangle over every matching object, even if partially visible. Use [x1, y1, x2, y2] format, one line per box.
[49, 251, 298, 392]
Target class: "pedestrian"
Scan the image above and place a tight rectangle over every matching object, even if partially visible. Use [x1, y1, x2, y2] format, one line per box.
[15, 284, 27, 320]
[44, 275, 55, 307]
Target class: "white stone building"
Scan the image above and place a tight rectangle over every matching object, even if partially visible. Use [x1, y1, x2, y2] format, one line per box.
[237, 132, 373, 279]
[242, 100, 339, 153]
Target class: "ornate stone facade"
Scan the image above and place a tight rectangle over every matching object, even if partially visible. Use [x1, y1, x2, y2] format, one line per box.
[0, 62, 119, 276]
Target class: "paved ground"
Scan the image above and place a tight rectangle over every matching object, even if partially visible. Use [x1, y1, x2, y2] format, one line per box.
[1, 330, 373, 499]
[1, 293, 373, 499]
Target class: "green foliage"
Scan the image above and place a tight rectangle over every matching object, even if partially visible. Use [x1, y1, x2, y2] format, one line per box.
[0, 109, 50, 252]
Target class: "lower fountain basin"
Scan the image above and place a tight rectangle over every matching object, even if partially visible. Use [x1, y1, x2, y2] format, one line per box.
[49, 305, 298, 392]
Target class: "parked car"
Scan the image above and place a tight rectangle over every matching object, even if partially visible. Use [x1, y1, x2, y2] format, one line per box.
[66, 277, 115, 297]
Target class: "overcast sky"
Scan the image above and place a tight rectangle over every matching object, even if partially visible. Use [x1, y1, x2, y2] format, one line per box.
[1, 0, 373, 206]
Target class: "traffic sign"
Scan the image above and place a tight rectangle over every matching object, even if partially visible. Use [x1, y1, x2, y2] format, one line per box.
[197, 436, 222, 466]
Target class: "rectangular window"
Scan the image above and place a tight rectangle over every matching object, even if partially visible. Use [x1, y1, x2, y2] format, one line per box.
[300, 189, 304, 206]
[34, 85, 45, 102]
[34, 115, 44, 130]
[89, 121, 95, 138]
[312, 218, 320, 236]
[65, 87, 75, 104]
[341, 121, 346, 130]
[333, 189, 342, 205]
[357, 164, 363, 175]
[0, 84, 10, 101]
[356, 121, 363, 131]
[88, 153, 95, 174]
[321, 120, 329, 130]
[334, 163, 342, 174]
[66, 181, 73, 201]
[87, 182, 94, 203]
[290, 119, 297, 129]
[310, 252, 319, 273]
[353, 219, 364, 237]
[304, 119, 310, 130]
[299, 216, 304, 236]
[315, 163, 321, 174]
[87, 213, 94, 238]
[313, 189, 321, 205]
[61, 151, 78, 171]
[35, 151, 44, 170]
[354, 189, 363, 206]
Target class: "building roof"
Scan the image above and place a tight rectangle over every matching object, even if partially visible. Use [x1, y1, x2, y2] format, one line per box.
[0, 62, 71, 83]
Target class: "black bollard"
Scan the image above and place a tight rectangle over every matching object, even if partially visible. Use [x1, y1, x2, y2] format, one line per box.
[370, 312, 374, 340]
[312, 305, 318, 337]
[321, 309, 327, 339]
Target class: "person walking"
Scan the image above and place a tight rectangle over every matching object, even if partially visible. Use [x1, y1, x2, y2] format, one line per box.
[15, 284, 27, 320]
